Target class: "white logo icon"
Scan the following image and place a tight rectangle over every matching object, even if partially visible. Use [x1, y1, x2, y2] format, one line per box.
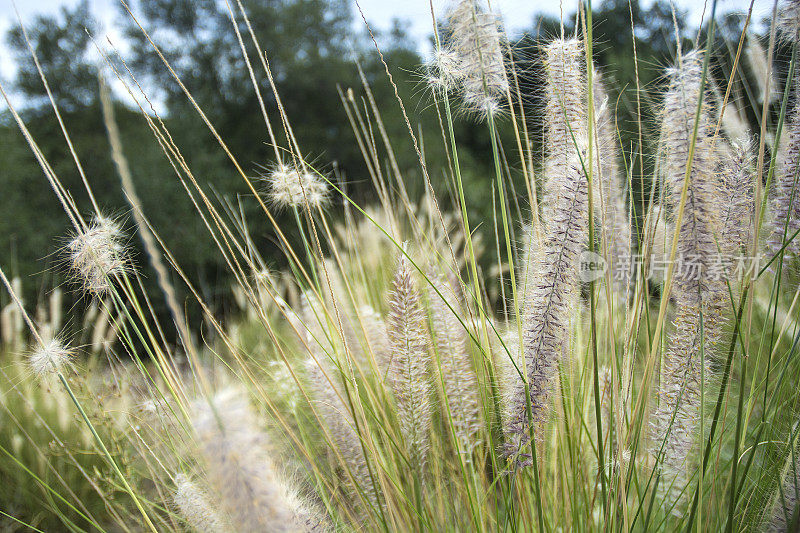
[579, 250, 607, 282]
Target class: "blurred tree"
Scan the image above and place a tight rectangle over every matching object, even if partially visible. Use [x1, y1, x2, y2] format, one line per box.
[6, 0, 99, 111]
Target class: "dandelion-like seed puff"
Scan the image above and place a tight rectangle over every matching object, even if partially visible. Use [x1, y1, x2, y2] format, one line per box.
[67, 216, 127, 295]
[266, 164, 329, 209]
[28, 338, 74, 378]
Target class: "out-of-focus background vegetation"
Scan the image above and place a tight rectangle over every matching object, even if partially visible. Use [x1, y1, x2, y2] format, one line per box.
[0, 0, 772, 339]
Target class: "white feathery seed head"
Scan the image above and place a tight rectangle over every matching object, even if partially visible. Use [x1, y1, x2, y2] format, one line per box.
[305, 354, 381, 510]
[745, 37, 777, 105]
[28, 338, 74, 378]
[427, 48, 465, 91]
[386, 249, 432, 470]
[542, 38, 588, 189]
[778, 0, 800, 41]
[67, 216, 127, 295]
[652, 49, 728, 502]
[192, 388, 313, 532]
[504, 151, 589, 465]
[718, 137, 755, 256]
[659, 49, 724, 305]
[436, 0, 508, 117]
[427, 269, 481, 455]
[266, 164, 329, 209]
[173, 474, 231, 533]
[592, 67, 633, 293]
[767, 52, 800, 262]
[499, 37, 589, 466]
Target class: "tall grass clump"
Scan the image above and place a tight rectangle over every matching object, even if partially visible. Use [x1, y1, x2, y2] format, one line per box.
[4, 0, 800, 531]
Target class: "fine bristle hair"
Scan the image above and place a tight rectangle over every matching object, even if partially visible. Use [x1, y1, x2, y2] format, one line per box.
[592, 68, 633, 293]
[502, 37, 589, 465]
[28, 338, 74, 378]
[652, 49, 727, 501]
[745, 36, 777, 106]
[66, 215, 127, 295]
[542, 38, 587, 191]
[778, 0, 800, 41]
[173, 474, 231, 533]
[427, 269, 481, 455]
[718, 137, 755, 256]
[766, 434, 800, 531]
[658, 50, 723, 305]
[265, 164, 329, 209]
[767, 64, 800, 262]
[303, 296, 381, 512]
[435, 0, 508, 117]
[386, 250, 432, 471]
[192, 389, 319, 531]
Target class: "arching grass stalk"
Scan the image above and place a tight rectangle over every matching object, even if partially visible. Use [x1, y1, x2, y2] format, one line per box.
[581, 0, 609, 519]
[428, 6, 505, 523]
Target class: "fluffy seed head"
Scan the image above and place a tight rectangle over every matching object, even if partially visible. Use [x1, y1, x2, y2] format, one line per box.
[652, 50, 729, 503]
[767, 64, 800, 262]
[173, 474, 231, 533]
[438, 0, 508, 117]
[718, 138, 755, 255]
[386, 250, 432, 470]
[266, 164, 329, 209]
[28, 339, 73, 378]
[651, 301, 723, 499]
[778, 0, 800, 41]
[427, 48, 465, 91]
[745, 37, 776, 105]
[504, 153, 588, 465]
[305, 357, 380, 509]
[592, 68, 633, 293]
[659, 50, 724, 305]
[67, 216, 127, 295]
[501, 37, 589, 466]
[542, 38, 588, 191]
[428, 270, 481, 455]
[192, 389, 311, 532]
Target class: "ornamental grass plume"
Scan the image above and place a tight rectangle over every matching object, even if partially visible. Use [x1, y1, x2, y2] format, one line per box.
[542, 38, 586, 187]
[28, 338, 74, 378]
[766, 57, 800, 262]
[746, 37, 777, 106]
[652, 49, 727, 496]
[657, 50, 723, 304]
[433, 0, 508, 116]
[306, 357, 380, 510]
[718, 137, 755, 256]
[352, 304, 391, 376]
[386, 250, 432, 471]
[192, 388, 323, 532]
[173, 474, 231, 533]
[503, 37, 589, 464]
[265, 163, 329, 209]
[67, 215, 127, 295]
[592, 69, 633, 291]
[767, 435, 800, 531]
[427, 270, 481, 455]
[302, 292, 381, 510]
[778, 0, 800, 42]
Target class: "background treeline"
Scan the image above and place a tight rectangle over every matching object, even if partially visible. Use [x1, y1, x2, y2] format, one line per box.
[0, 0, 774, 339]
